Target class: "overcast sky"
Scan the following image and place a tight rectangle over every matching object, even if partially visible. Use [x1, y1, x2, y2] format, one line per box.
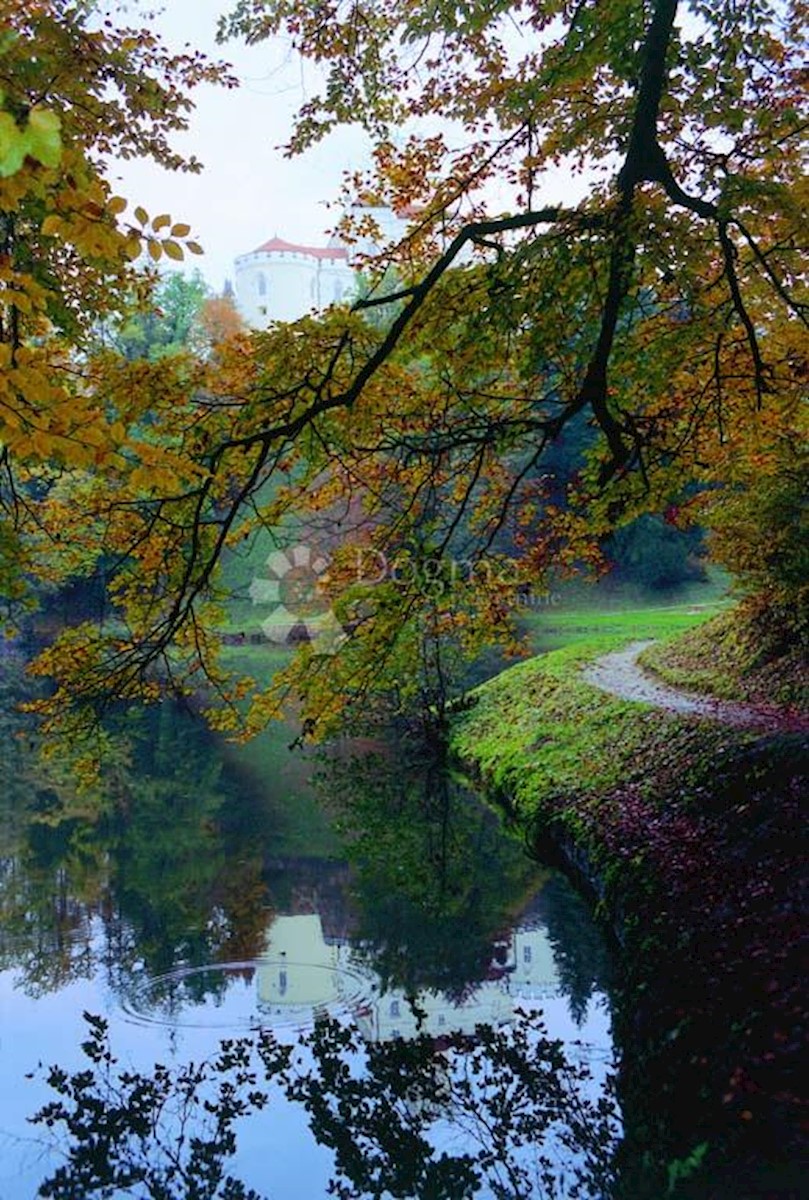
[108, 0, 371, 291]
[107, 1, 598, 294]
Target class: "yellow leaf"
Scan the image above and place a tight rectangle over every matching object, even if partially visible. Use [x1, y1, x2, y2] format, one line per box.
[162, 239, 184, 261]
[41, 214, 61, 236]
[108, 195, 127, 215]
[29, 429, 54, 459]
[186, 240, 204, 255]
[27, 107, 62, 168]
[147, 238, 162, 261]
[152, 213, 171, 232]
[130, 466, 153, 492]
[134, 205, 148, 225]
[0, 111, 27, 177]
[170, 222, 191, 237]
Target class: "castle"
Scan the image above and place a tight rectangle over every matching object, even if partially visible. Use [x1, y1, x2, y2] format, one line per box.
[234, 206, 410, 328]
[234, 234, 355, 327]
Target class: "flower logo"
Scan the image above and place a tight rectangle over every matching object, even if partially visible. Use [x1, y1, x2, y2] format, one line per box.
[249, 544, 343, 652]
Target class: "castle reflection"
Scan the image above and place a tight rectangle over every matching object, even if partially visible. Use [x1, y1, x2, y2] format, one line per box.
[257, 899, 561, 1041]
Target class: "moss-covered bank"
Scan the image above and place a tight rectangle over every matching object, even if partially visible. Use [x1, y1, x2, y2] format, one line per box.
[450, 634, 807, 1199]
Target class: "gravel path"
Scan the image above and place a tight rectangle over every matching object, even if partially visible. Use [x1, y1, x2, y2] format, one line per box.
[582, 640, 809, 734]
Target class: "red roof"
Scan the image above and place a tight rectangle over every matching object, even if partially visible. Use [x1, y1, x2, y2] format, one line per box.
[254, 236, 348, 260]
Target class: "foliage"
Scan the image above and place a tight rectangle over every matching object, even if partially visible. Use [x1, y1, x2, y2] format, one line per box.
[102, 270, 213, 361]
[0, 0, 235, 702]
[289, 1012, 619, 1200]
[603, 515, 705, 592]
[0, 0, 804, 741]
[697, 442, 809, 647]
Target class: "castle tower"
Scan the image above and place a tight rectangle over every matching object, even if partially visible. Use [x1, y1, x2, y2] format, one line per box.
[234, 235, 355, 328]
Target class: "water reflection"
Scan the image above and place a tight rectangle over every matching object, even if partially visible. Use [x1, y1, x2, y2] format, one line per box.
[0, 662, 617, 1197]
[31, 1009, 619, 1200]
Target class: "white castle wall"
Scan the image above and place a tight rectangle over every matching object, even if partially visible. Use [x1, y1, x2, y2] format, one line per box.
[235, 241, 356, 328]
[234, 208, 412, 329]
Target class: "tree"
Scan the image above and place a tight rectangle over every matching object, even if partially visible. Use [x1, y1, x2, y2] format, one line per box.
[103, 270, 213, 361]
[2, 1, 804, 744]
[199, 291, 246, 349]
[0, 0, 235, 736]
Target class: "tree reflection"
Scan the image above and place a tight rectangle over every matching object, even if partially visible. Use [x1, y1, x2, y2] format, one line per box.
[0, 694, 270, 999]
[535, 875, 614, 1026]
[32, 1010, 619, 1200]
[315, 747, 540, 1002]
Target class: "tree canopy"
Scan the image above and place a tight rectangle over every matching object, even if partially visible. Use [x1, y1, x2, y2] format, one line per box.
[0, 0, 805, 748]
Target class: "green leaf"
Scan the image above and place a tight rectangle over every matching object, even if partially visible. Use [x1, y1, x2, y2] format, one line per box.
[0, 110, 26, 177]
[25, 107, 62, 168]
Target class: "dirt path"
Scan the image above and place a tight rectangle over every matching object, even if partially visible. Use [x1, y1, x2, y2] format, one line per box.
[582, 640, 809, 734]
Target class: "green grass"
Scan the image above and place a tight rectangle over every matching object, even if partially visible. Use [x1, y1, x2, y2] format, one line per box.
[452, 633, 723, 823]
[217, 640, 293, 689]
[450, 595, 751, 827]
[521, 595, 725, 655]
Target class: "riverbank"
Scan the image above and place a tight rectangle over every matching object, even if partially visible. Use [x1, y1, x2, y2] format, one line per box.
[450, 626, 807, 1198]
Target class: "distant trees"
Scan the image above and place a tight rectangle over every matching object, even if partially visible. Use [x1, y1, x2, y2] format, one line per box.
[101, 272, 244, 361]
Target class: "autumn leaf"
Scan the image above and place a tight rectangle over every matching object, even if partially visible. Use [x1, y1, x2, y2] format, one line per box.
[161, 239, 184, 261]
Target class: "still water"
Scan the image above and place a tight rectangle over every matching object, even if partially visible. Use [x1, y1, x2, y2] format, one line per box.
[0, 659, 617, 1199]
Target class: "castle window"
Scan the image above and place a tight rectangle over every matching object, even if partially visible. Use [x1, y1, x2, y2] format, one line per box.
[257, 273, 267, 296]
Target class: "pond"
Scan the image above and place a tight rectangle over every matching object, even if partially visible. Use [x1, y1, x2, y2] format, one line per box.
[0, 654, 617, 1199]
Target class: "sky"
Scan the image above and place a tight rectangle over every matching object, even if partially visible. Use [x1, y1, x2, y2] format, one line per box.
[108, 0, 371, 292]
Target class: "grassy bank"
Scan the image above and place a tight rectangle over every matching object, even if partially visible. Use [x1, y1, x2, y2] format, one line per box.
[640, 608, 808, 712]
[450, 617, 806, 1198]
